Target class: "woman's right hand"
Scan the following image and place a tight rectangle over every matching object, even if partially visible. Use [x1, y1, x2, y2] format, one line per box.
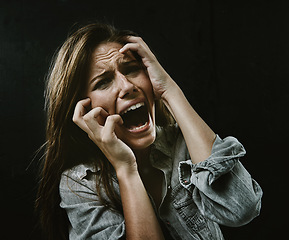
[73, 99, 164, 240]
[72, 98, 137, 173]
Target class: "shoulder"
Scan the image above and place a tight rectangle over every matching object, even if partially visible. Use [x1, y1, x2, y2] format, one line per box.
[59, 164, 126, 239]
[60, 162, 100, 203]
[60, 161, 120, 205]
[61, 162, 98, 181]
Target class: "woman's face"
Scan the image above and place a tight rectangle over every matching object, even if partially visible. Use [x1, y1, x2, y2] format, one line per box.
[86, 42, 156, 150]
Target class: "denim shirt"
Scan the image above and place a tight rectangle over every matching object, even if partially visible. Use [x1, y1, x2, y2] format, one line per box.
[59, 125, 263, 239]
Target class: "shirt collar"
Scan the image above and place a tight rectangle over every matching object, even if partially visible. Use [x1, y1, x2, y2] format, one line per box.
[151, 126, 173, 158]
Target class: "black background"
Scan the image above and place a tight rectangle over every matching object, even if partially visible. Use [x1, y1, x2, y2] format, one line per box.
[1, 0, 288, 239]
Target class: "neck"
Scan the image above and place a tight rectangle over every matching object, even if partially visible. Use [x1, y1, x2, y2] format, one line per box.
[133, 146, 152, 170]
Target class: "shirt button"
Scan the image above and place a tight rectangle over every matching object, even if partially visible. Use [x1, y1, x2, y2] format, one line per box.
[168, 185, 171, 189]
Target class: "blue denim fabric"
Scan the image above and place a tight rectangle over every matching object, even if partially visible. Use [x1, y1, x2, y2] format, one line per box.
[59, 125, 262, 239]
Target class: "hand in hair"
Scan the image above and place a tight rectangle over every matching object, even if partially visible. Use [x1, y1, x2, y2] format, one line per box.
[119, 36, 177, 100]
[121, 36, 216, 164]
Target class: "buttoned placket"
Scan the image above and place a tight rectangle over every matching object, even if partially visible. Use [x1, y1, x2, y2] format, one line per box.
[149, 146, 174, 230]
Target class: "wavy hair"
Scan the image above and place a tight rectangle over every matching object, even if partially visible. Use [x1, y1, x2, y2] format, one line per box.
[35, 22, 173, 240]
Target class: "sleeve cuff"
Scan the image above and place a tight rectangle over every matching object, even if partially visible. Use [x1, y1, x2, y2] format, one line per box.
[179, 134, 246, 187]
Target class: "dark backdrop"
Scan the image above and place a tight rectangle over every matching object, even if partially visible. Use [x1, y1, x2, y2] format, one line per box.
[1, 0, 288, 239]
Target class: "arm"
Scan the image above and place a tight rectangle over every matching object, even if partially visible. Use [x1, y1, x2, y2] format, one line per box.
[120, 37, 216, 164]
[73, 101, 164, 239]
[120, 37, 262, 227]
[117, 168, 164, 240]
[161, 82, 216, 164]
[178, 135, 263, 226]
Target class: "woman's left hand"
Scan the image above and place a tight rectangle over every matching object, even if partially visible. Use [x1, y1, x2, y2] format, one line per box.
[119, 36, 176, 99]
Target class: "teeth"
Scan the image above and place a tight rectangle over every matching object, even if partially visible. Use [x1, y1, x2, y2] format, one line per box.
[122, 102, 144, 115]
[129, 122, 148, 131]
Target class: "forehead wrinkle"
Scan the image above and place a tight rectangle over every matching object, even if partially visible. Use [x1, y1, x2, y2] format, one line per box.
[93, 52, 135, 73]
[90, 43, 137, 82]
[94, 47, 121, 62]
[93, 52, 126, 73]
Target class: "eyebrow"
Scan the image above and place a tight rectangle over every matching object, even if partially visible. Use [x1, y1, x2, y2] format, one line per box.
[119, 59, 139, 66]
[89, 59, 139, 84]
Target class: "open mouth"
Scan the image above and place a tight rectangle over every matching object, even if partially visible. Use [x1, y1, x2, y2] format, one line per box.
[120, 102, 150, 131]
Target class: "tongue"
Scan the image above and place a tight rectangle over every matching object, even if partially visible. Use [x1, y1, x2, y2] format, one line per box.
[122, 106, 148, 129]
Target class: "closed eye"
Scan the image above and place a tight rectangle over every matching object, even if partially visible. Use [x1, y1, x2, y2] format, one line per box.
[91, 71, 114, 91]
[93, 77, 112, 90]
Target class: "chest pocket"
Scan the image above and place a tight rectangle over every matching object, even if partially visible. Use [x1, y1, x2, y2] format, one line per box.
[172, 184, 213, 239]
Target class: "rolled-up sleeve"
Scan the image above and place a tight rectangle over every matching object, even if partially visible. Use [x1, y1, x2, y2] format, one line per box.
[178, 135, 263, 227]
[59, 171, 125, 240]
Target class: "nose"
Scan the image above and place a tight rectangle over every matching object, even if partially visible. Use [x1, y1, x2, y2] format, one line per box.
[116, 72, 137, 99]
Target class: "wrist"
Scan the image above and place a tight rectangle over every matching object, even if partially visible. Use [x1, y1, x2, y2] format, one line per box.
[116, 163, 139, 180]
[161, 80, 182, 105]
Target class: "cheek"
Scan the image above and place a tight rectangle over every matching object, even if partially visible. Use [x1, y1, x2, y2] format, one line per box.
[88, 91, 114, 112]
[135, 74, 154, 98]
[143, 80, 154, 109]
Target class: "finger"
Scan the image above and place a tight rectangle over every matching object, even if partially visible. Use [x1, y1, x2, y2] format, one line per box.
[119, 37, 150, 55]
[94, 108, 109, 126]
[119, 42, 142, 54]
[120, 43, 156, 68]
[73, 98, 91, 120]
[73, 98, 92, 132]
[123, 36, 146, 45]
[83, 107, 109, 132]
[101, 115, 123, 143]
[127, 36, 151, 52]
[87, 107, 109, 122]
[84, 107, 109, 144]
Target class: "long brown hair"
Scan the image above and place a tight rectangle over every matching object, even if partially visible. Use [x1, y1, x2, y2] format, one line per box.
[35, 22, 173, 240]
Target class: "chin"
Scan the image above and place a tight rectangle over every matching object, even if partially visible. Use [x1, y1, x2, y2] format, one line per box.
[129, 131, 156, 150]
[120, 121, 156, 151]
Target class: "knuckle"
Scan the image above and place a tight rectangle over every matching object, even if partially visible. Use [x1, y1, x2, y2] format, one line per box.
[82, 115, 88, 122]
[83, 114, 91, 123]
[108, 114, 121, 123]
[92, 107, 104, 118]
[135, 36, 142, 41]
[106, 115, 115, 122]
[72, 115, 81, 125]
[74, 101, 81, 108]
[72, 115, 77, 123]
[101, 135, 112, 144]
[91, 107, 100, 115]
